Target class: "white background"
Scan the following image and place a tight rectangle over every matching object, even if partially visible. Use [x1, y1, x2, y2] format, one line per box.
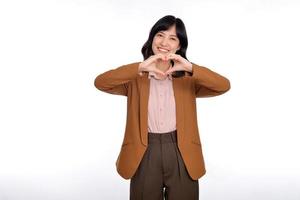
[1, 0, 300, 199]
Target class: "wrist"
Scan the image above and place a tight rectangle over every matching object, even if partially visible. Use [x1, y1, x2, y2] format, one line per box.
[186, 62, 193, 72]
[138, 63, 144, 76]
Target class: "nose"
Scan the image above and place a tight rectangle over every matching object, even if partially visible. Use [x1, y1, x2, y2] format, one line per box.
[161, 37, 168, 46]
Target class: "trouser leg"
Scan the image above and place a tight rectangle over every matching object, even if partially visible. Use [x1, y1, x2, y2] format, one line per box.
[129, 130, 199, 200]
[130, 138, 164, 200]
[162, 131, 199, 200]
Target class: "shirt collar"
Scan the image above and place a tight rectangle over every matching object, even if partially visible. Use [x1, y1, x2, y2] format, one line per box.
[148, 65, 173, 80]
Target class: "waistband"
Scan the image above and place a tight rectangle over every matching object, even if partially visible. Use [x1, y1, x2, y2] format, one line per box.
[148, 129, 177, 144]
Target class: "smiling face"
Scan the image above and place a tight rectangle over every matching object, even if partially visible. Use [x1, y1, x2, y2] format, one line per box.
[152, 25, 181, 55]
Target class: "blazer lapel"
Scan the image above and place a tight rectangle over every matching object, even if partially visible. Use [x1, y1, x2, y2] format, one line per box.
[173, 77, 185, 145]
[138, 74, 149, 147]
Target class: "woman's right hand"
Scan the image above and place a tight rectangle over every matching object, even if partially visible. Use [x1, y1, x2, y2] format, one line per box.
[138, 54, 167, 76]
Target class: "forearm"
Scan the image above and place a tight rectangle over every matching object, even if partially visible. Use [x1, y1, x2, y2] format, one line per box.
[94, 62, 140, 95]
[191, 62, 230, 97]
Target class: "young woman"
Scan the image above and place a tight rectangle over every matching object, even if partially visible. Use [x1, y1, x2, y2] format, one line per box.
[94, 15, 230, 200]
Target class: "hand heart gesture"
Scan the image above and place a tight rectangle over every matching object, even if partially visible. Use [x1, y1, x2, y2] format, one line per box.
[138, 53, 168, 77]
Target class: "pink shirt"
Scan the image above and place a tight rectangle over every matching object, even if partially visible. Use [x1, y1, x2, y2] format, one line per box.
[139, 66, 177, 134]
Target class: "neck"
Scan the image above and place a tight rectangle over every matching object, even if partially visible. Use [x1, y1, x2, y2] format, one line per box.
[156, 60, 171, 72]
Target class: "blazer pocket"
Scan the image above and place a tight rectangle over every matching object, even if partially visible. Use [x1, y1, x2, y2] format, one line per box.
[191, 139, 201, 146]
[121, 141, 131, 148]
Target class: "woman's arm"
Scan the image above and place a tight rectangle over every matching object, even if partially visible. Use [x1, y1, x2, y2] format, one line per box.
[94, 62, 140, 96]
[190, 62, 231, 98]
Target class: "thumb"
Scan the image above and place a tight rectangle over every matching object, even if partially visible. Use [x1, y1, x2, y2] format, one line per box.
[153, 68, 166, 76]
[165, 68, 175, 75]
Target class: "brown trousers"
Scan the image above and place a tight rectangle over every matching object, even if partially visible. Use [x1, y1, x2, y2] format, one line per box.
[130, 130, 199, 200]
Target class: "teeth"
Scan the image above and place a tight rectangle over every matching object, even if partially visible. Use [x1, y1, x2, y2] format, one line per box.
[158, 48, 168, 52]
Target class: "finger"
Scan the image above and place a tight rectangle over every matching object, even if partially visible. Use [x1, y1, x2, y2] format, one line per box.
[153, 68, 166, 76]
[160, 54, 168, 61]
[155, 53, 170, 62]
[167, 53, 180, 61]
[155, 53, 165, 60]
[145, 54, 163, 65]
[165, 68, 175, 75]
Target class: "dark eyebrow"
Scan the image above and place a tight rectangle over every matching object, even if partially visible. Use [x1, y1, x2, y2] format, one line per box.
[158, 31, 178, 38]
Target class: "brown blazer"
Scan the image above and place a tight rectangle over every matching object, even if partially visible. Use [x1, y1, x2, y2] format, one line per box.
[94, 62, 230, 180]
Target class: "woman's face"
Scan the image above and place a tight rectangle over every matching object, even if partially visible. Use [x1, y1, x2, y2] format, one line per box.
[152, 25, 181, 55]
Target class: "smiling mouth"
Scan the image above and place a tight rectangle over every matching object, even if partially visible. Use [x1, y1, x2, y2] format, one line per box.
[158, 47, 169, 52]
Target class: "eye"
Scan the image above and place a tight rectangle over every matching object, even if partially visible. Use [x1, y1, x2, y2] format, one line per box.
[171, 38, 176, 41]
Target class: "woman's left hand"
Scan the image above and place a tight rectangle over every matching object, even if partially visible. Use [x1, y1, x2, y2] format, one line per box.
[164, 53, 193, 75]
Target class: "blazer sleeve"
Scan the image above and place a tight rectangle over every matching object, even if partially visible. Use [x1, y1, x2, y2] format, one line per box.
[94, 62, 140, 96]
[190, 62, 231, 98]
